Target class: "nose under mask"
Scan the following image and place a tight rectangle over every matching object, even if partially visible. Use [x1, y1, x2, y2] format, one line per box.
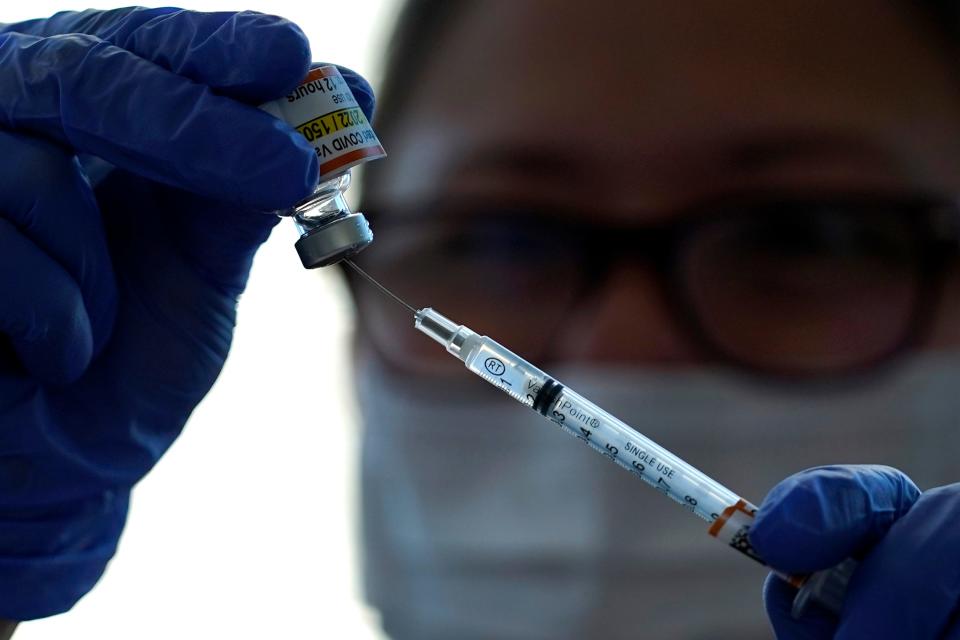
[354, 353, 960, 640]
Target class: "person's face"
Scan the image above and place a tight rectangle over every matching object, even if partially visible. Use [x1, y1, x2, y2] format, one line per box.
[354, 0, 960, 378]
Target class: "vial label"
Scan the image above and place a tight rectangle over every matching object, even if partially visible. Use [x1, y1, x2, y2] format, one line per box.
[260, 65, 386, 178]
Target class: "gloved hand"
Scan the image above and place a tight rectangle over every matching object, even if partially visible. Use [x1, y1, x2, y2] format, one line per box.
[0, 7, 374, 620]
[749, 465, 960, 639]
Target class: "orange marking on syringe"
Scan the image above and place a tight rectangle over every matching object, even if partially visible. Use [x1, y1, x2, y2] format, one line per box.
[708, 499, 754, 537]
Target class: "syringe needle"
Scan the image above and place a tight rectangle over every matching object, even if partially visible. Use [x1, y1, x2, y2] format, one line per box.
[343, 259, 418, 315]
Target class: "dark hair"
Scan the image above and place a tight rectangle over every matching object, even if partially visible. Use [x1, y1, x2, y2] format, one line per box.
[923, 0, 960, 40]
[360, 0, 466, 205]
[370, 1, 467, 135]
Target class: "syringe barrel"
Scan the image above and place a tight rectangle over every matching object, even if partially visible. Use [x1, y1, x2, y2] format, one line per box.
[414, 307, 750, 523]
[412, 307, 851, 615]
[455, 331, 761, 548]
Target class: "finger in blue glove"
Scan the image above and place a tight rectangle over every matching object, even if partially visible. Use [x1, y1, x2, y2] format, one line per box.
[0, 131, 116, 383]
[2, 8, 376, 120]
[749, 465, 960, 639]
[0, 27, 316, 210]
[751, 465, 920, 574]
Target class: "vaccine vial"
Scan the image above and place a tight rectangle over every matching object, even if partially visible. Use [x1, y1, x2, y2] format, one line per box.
[260, 65, 386, 268]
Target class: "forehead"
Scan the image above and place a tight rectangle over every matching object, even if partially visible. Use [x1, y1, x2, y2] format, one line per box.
[369, 0, 960, 214]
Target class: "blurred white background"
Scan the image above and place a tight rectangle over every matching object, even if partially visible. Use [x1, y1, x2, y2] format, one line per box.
[2, 1, 401, 637]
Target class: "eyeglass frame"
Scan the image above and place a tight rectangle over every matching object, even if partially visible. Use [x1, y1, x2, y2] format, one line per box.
[351, 191, 960, 381]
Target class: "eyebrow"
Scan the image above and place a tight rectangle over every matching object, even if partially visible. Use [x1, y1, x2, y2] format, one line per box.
[449, 129, 902, 177]
[367, 131, 918, 228]
[722, 129, 904, 174]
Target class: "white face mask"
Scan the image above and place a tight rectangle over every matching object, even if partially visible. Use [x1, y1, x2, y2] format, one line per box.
[355, 353, 960, 640]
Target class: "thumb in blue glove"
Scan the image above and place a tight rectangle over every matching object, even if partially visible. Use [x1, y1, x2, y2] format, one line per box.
[749, 465, 960, 639]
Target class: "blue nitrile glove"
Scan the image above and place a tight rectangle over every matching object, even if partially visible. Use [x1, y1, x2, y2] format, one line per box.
[0, 7, 374, 620]
[749, 465, 960, 639]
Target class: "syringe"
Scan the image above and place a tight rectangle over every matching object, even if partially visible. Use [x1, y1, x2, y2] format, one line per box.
[341, 260, 854, 617]
[412, 306, 856, 617]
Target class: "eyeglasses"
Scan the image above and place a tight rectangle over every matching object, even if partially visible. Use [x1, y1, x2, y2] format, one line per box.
[350, 193, 960, 378]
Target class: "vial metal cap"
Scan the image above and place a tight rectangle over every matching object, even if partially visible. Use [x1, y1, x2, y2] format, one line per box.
[294, 212, 373, 268]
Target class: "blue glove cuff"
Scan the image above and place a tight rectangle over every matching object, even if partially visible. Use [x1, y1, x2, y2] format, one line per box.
[0, 489, 129, 620]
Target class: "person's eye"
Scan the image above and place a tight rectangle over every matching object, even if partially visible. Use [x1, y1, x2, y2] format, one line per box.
[745, 211, 916, 265]
[680, 204, 928, 373]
